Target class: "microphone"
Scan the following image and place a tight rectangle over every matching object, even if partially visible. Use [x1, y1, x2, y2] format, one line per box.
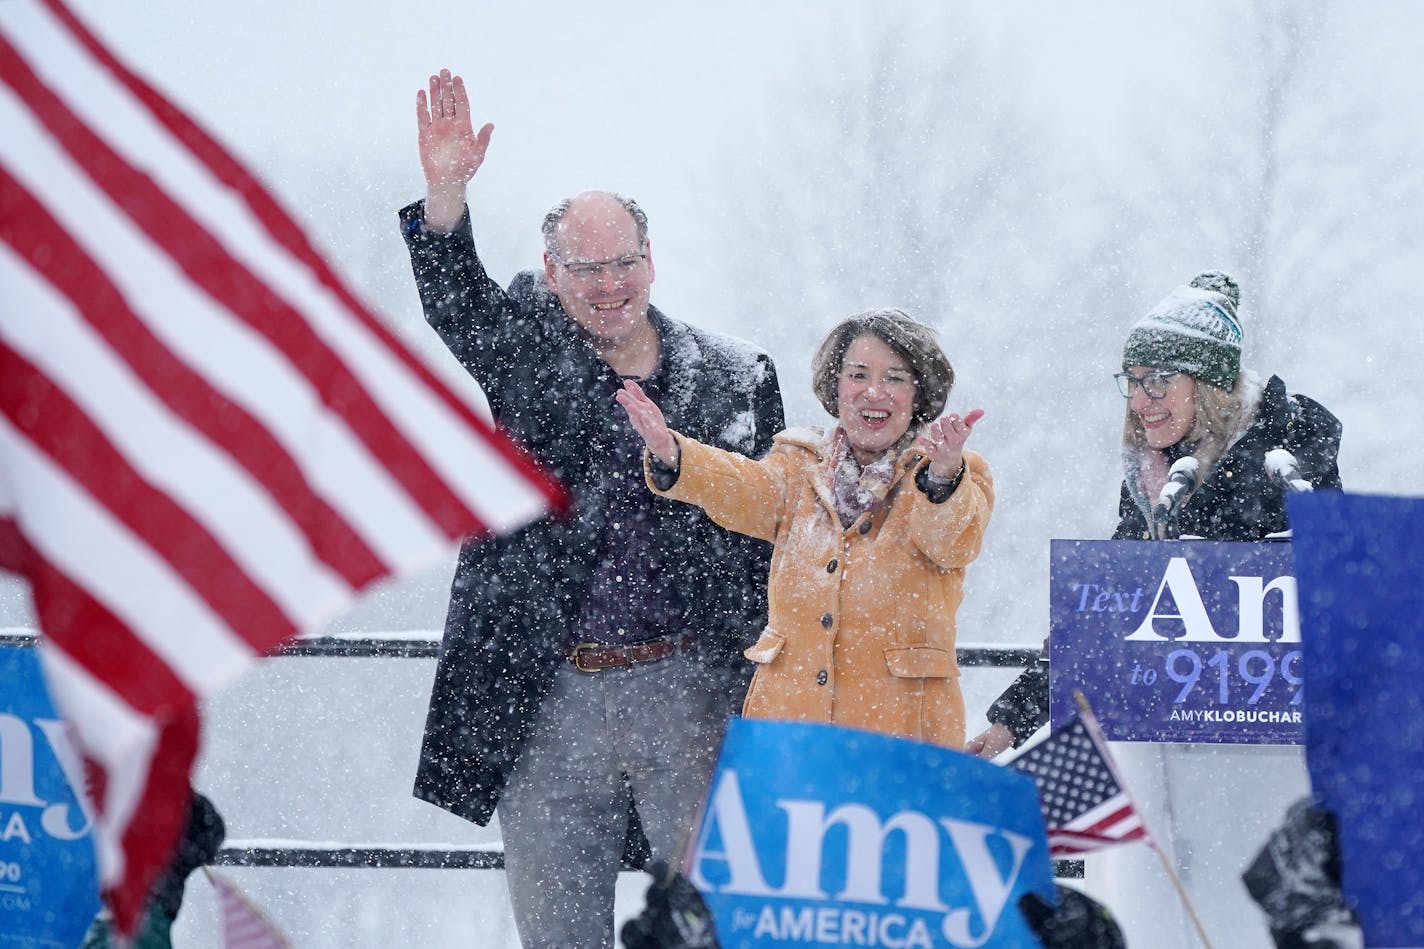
[1152, 456, 1200, 530]
[1265, 448, 1313, 494]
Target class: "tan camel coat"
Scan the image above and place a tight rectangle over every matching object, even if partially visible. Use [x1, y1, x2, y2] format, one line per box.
[648, 426, 993, 749]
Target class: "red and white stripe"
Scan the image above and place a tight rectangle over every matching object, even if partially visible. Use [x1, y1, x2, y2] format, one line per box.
[1047, 795, 1148, 856]
[0, 0, 563, 933]
[1053, 792, 1150, 854]
[208, 871, 293, 949]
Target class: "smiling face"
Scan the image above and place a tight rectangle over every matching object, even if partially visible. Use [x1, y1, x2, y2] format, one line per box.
[543, 192, 655, 350]
[1127, 364, 1197, 449]
[837, 334, 918, 465]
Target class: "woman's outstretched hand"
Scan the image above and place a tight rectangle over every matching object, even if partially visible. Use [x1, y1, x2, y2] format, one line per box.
[915, 408, 984, 480]
[616, 380, 679, 466]
[966, 721, 1015, 759]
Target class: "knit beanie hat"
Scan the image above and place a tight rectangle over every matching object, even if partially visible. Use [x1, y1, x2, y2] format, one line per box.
[1121, 271, 1244, 391]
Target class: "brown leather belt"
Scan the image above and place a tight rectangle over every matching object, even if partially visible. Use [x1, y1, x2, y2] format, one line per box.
[566, 633, 697, 673]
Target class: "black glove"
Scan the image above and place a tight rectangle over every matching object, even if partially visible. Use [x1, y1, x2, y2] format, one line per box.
[1019, 885, 1126, 949]
[149, 790, 226, 920]
[1242, 797, 1362, 949]
[619, 860, 719, 949]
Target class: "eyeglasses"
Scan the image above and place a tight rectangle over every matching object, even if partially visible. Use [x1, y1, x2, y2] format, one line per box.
[839, 368, 917, 391]
[1114, 370, 1182, 399]
[550, 252, 646, 279]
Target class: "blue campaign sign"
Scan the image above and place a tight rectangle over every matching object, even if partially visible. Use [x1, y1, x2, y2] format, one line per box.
[1288, 492, 1424, 948]
[1049, 539, 1304, 744]
[688, 718, 1055, 949]
[0, 644, 101, 948]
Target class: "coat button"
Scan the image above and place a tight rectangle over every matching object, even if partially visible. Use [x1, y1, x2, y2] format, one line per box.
[816, 669, 828, 686]
[859, 520, 872, 534]
[826, 558, 838, 573]
[821, 613, 833, 629]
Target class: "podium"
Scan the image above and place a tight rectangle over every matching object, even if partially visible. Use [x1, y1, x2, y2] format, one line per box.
[1048, 539, 1302, 745]
[1047, 539, 1306, 949]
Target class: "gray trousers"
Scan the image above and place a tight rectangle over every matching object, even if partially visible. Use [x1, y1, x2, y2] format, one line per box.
[497, 651, 736, 949]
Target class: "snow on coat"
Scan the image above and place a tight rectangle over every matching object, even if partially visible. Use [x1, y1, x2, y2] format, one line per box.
[1114, 373, 1342, 540]
[650, 425, 993, 748]
[398, 202, 785, 828]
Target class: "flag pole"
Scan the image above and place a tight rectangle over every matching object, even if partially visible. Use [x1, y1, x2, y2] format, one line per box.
[1072, 690, 1216, 949]
[1146, 828, 1217, 949]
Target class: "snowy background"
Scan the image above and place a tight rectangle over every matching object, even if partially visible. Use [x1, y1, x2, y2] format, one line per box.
[3, 1, 1423, 944]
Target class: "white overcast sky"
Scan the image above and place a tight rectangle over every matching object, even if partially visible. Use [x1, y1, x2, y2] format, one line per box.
[62, 1, 1276, 297]
[7, 0, 1422, 636]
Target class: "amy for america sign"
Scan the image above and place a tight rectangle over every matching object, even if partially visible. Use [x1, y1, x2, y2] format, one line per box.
[0, 644, 100, 948]
[688, 719, 1055, 948]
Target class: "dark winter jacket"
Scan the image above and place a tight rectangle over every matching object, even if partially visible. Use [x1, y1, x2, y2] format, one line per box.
[1242, 797, 1361, 949]
[988, 374, 1342, 747]
[1113, 374, 1342, 541]
[398, 202, 784, 826]
[80, 791, 224, 949]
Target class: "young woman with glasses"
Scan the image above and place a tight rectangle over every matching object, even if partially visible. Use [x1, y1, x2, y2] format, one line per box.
[972, 269, 1343, 757]
[1110, 271, 1342, 542]
[972, 271, 1345, 949]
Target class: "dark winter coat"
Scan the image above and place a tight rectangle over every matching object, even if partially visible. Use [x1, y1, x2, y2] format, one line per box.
[80, 791, 224, 949]
[988, 374, 1342, 746]
[398, 202, 784, 826]
[1113, 374, 1342, 540]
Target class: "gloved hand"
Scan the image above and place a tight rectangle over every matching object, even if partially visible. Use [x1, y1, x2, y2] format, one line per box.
[619, 860, 719, 949]
[1242, 797, 1362, 949]
[1018, 885, 1126, 949]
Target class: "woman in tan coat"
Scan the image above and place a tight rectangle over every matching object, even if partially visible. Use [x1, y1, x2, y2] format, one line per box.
[615, 308, 992, 749]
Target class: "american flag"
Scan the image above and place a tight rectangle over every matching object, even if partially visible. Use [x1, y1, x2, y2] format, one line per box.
[207, 870, 293, 949]
[0, 0, 564, 934]
[1008, 714, 1149, 857]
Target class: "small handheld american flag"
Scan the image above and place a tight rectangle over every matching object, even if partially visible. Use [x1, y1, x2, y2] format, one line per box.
[1008, 694, 1217, 947]
[1008, 706, 1149, 857]
[206, 870, 292, 949]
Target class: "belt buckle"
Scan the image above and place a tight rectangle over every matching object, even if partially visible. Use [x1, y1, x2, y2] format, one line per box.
[571, 642, 604, 673]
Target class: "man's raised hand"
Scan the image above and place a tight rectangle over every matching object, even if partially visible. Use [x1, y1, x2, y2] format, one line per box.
[415, 69, 493, 233]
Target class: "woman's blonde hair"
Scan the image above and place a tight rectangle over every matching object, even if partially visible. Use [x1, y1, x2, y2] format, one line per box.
[1122, 370, 1256, 505]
